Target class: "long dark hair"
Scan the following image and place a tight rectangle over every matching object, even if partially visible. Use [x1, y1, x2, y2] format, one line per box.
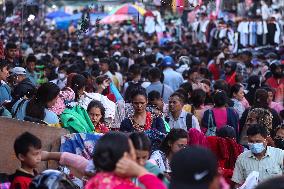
[26, 82, 60, 121]
[253, 88, 269, 109]
[70, 74, 86, 101]
[93, 132, 130, 172]
[129, 132, 151, 152]
[87, 100, 106, 123]
[160, 128, 188, 156]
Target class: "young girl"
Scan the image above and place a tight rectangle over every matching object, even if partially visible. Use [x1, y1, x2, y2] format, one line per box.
[87, 100, 109, 134]
[230, 84, 246, 117]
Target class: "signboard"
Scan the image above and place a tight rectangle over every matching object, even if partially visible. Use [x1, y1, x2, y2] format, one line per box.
[0, 117, 69, 174]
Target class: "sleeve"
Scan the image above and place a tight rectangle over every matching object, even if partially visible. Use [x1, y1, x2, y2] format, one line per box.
[201, 109, 209, 129]
[239, 108, 249, 135]
[138, 174, 166, 189]
[192, 115, 201, 131]
[59, 152, 89, 174]
[149, 151, 162, 170]
[271, 109, 281, 130]
[231, 157, 245, 184]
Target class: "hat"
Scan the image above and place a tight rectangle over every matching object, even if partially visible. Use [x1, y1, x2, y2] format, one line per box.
[170, 147, 218, 189]
[11, 67, 26, 75]
[113, 51, 121, 57]
[145, 48, 152, 55]
[160, 56, 175, 67]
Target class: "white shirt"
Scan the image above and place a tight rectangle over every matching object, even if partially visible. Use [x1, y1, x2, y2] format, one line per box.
[168, 110, 200, 131]
[50, 78, 67, 90]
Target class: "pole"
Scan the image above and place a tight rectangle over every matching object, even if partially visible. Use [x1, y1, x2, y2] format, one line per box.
[3, 0, 6, 18]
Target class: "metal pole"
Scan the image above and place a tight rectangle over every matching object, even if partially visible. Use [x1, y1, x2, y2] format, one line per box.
[3, 0, 6, 18]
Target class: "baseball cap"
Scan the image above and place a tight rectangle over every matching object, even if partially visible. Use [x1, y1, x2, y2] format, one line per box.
[160, 56, 175, 67]
[170, 146, 218, 189]
[11, 67, 26, 75]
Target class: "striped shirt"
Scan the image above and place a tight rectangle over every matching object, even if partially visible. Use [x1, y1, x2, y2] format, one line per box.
[232, 146, 284, 184]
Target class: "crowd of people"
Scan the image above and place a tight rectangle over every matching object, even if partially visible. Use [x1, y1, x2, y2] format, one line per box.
[0, 2, 284, 189]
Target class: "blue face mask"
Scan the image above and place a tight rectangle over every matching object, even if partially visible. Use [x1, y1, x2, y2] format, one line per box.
[248, 143, 265, 154]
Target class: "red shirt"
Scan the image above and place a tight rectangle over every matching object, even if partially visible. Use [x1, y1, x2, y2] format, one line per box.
[10, 169, 36, 189]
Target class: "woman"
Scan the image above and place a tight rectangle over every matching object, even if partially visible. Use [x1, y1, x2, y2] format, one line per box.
[240, 89, 281, 135]
[120, 87, 166, 133]
[85, 132, 166, 189]
[87, 100, 109, 134]
[274, 125, 284, 150]
[230, 84, 246, 117]
[129, 132, 169, 187]
[12, 82, 60, 126]
[150, 128, 188, 173]
[266, 87, 284, 114]
[191, 88, 212, 124]
[70, 74, 87, 102]
[202, 90, 239, 136]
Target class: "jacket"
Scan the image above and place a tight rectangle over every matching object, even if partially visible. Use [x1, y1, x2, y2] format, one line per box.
[0, 82, 12, 105]
[60, 105, 94, 133]
[12, 78, 36, 101]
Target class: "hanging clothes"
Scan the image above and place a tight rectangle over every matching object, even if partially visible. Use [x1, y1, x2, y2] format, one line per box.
[249, 21, 257, 46]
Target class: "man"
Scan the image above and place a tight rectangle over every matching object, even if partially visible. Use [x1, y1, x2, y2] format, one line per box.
[170, 146, 220, 189]
[167, 92, 200, 131]
[5, 43, 19, 67]
[266, 62, 284, 103]
[0, 60, 12, 105]
[146, 67, 173, 103]
[25, 54, 38, 86]
[232, 124, 284, 188]
[11, 67, 36, 103]
[99, 58, 119, 88]
[161, 56, 184, 91]
[50, 65, 67, 90]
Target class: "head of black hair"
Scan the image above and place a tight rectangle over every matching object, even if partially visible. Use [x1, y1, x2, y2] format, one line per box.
[160, 128, 188, 156]
[26, 54, 37, 64]
[191, 89, 206, 108]
[255, 176, 284, 189]
[26, 82, 60, 121]
[213, 79, 230, 96]
[253, 88, 269, 108]
[14, 132, 42, 158]
[131, 87, 147, 102]
[148, 90, 161, 102]
[148, 67, 161, 82]
[170, 91, 186, 105]
[247, 124, 268, 138]
[216, 125, 236, 139]
[5, 42, 17, 50]
[213, 90, 227, 107]
[129, 132, 151, 152]
[179, 82, 193, 95]
[0, 59, 9, 71]
[230, 83, 243, 98]
[93, 132, 130, 172]
[71, 74, 87, 101]
[87, 100, 106, 123]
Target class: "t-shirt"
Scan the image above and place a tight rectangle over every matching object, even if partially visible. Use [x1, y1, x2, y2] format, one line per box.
[9, 169, 35, 189]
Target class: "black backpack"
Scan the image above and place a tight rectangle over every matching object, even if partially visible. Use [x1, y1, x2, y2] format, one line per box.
[165, 113, 192, 131]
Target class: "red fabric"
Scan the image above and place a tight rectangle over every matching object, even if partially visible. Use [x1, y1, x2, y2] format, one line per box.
[206, 136, 243, 184]
[144, 112, 153, 131]
[85, 172, 166, 189]
[188, 128, 209, 147]
[208, 63, 221, 80]
[225, 72, 236, 86]
[10, 170, 34, 189]
[105, 86, 116, 102]
[95, 122, 109, 134]
[266, 77, 284, 89]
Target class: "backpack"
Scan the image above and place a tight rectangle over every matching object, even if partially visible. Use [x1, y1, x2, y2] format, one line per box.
[165, 113, 192, 131]
[124, 81, 143, 103]
[205, 109, 217, 136]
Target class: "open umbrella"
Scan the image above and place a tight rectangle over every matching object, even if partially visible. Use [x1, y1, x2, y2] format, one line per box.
[46, 10, 71, 19]
[100, 14, 133, 24]
[109, 4, 146, 16]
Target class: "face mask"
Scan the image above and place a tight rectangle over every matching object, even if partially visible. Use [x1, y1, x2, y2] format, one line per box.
[58, 73, 66, 80]
[248, 142, 265, 154]
[274, 138, 284, 150]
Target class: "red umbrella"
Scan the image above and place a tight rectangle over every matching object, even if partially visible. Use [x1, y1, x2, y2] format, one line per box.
[100, 14, 133, 24]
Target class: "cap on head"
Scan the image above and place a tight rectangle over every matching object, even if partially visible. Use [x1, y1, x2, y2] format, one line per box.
[161, 56, 175, 67]
[170, 146, 218, 189]
[11, 67, 26, 75]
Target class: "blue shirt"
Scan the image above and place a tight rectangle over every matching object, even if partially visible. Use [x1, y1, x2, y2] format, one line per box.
[26, 70, 38, 86]
[163, 68, 184, 91]
[0, 81, 12, 105]
[146, 81, 173, 103]
[12, 99, 59, 124]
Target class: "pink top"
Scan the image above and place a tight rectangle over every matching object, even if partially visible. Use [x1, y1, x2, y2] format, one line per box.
[85, 172, 166, 189]
[212, 108, 227, 129]
[241, 98, 250, 108]
[270, 101, 284, 114]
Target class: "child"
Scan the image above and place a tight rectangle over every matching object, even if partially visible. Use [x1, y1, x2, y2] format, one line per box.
[10, 132, 42, 189]
[87, 100, 109, 133]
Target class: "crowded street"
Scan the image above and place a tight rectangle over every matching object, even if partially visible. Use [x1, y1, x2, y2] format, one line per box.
[0, 0, 283, 189]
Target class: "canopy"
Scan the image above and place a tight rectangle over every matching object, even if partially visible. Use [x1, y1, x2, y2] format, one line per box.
[46, 10, 71, 19]
[109, 4, 146, 16]
[100, 14, 133, 24]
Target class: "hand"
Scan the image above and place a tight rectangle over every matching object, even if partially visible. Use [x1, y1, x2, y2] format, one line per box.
[115, 153, 148, 178]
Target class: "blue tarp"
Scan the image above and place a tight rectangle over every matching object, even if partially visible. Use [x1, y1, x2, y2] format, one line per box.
[55, 13, 108, 30]
[46, 10, 71, 19]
